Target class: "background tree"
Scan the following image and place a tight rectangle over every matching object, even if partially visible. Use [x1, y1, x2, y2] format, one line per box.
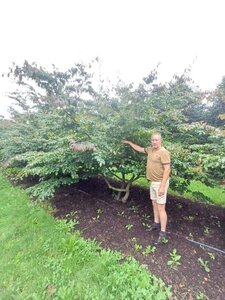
[1, 61, 99, 200]
[205, 77, 225, 126]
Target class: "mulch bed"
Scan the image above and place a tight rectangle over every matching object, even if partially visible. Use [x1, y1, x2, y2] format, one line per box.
[52, 177, 225, 300]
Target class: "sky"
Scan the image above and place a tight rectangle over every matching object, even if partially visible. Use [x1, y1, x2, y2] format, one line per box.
[1, 0, 225, 117]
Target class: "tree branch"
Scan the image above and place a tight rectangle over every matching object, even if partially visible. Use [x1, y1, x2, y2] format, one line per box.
[102, 176, 127, 192]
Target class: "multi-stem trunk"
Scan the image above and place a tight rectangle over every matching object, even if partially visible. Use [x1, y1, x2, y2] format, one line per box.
[102, 175, 139, 203]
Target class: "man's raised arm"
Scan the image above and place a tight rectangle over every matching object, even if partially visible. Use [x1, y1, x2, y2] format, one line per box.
[122, 140, 146, 154]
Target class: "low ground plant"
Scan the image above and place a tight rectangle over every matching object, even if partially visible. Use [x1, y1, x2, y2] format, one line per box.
[196, 291, 206, 300]
[208, 252, 216, 260]
[134, 244, 143, 252]
[197, 257, 210, 273]
[142, 245, 156, 255]
[167, 249, 181, 267]
[125, 224, 133, 230]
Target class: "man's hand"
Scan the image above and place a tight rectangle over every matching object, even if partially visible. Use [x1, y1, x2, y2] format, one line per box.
[158, 186, 165, 197]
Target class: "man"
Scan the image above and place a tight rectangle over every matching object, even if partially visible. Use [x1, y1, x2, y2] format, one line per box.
[122, 132, 171, 244]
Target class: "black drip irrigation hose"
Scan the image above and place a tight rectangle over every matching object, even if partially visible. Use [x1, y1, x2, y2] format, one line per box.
[75, 188, 225, 255]
[185, 238, 225, 255]
[167, 232, 225, 255]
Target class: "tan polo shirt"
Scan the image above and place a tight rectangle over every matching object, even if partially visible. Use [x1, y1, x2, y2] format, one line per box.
[145, 146, 170, 181]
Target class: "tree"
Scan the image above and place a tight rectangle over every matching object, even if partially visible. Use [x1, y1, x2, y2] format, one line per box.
[205, 77, 225, 126]
[0, 61, 100, 200]
[1, 62, 224, 203]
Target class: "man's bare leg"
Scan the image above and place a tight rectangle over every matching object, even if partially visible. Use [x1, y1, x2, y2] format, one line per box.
[157, 203, 167, 232]
[152, 200, 160, 223]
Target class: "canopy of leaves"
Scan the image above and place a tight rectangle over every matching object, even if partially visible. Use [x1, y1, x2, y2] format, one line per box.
[1, 61, 224, 202]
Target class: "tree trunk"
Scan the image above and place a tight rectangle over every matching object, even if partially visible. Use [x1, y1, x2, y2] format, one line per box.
[116, 182, 125, 201]
[121, 181, 132, 203]
[102, 176, 133, 202]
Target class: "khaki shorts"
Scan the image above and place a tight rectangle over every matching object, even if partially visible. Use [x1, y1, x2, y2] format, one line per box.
[150, 180, 169, 204]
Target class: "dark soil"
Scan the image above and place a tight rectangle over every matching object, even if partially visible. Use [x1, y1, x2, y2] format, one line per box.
[52, 177, 225, 300]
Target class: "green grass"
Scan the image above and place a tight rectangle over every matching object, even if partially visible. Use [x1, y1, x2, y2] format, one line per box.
[184, 180, 225, 207]
[0, 173, 171, 300]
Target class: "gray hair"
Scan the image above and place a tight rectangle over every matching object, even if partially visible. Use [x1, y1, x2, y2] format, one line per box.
[151, 132, 162, 139]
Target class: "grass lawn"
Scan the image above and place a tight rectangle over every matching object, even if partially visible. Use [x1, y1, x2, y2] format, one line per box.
[184, 180, 225, 207]
[0, 172, 171, 300]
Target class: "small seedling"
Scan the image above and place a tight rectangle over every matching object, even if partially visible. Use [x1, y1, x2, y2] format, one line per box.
[215, 220, 221, 228]
[176, 203, 183, 209]
[200, 245, 206, 251]
[196, 291, 205, 300]
[142, 245, 156, 255]
[211, 216, 221, 228]
[134, 243, 142, 252]
[142, 213, 150, 221]
[167, 249, 181, 267]
[117, 211, 125, 216]
[96, 208, 103, 219]
[129, 236, 137, 243]
[208, 252, 215, 260]
[67, 210, 78, 217]
[142, 222, 151, 229]
[188, 232, 193, 239]
[184, 215, 194, 221]
[203, 226, 210, 235]
[129, 205, 138, 213]
[125, 224, 133, 230]
[161, 237, 169, 244]
[65, 211, 79, 226]
[197, 257, 210, 273]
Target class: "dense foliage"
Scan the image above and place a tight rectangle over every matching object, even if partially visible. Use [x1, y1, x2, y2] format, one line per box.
[0, 61, 224, 202]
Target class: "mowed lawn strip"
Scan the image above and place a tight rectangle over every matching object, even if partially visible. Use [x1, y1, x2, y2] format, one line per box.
[0, 173, 171, 300]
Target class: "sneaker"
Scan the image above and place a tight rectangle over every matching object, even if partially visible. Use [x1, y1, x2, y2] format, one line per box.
[155, 231, 167, 245]
[147, 222, 160, 232]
